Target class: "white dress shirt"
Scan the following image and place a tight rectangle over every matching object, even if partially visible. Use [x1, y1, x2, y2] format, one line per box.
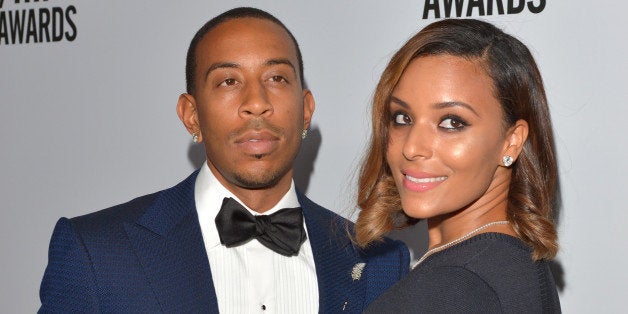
[195, 162, 319, 314]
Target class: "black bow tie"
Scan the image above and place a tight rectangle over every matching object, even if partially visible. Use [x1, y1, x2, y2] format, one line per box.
[215, 197, 307, 256]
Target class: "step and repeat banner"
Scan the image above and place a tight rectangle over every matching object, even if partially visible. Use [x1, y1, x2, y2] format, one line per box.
[1, 1, 625, 312]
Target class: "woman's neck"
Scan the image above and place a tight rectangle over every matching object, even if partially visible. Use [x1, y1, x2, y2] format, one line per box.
[426, 174, 516, 249]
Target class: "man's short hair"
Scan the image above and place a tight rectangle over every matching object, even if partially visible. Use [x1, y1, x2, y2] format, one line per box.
[185, 7, 305, 95]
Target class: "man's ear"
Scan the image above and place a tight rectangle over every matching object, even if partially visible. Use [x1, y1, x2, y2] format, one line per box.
[302, 89, 315, 130]
[176, 93, 202, 142]
[501, 119, 529, 165]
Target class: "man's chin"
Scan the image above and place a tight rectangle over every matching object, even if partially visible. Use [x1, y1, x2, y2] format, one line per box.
[231, 170, 285, 190]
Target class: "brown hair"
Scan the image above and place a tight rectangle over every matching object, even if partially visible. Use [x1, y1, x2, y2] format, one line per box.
[355, 19, 558, 260]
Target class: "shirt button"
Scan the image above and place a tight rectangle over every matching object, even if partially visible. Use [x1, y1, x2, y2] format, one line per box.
[261, 304, 266, 311]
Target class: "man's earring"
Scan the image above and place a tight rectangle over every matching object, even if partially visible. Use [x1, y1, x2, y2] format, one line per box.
[301, 129, 308, 140]
[192, 133, 199, 143]
[502, 155, 514, 167]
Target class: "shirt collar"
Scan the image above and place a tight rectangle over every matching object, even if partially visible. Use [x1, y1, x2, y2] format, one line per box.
[194, 161, 301, 251]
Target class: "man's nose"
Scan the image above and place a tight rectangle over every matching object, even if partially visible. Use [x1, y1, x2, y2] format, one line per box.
[240, 81, 273, 117]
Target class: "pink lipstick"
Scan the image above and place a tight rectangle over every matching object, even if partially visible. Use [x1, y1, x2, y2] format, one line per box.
[402, 170, 447, 192]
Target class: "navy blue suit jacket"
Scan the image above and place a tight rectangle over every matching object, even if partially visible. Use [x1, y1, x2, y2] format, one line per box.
[39, 171, 409, 313]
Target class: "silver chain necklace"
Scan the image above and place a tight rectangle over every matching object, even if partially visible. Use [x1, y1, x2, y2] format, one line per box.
[412, 220, 509, 269]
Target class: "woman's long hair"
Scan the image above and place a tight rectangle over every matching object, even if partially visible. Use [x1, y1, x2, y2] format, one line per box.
[355, 19, 558, 260]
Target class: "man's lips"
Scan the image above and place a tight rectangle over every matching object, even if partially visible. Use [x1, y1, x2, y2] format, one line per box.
[234, 131, 280, 156]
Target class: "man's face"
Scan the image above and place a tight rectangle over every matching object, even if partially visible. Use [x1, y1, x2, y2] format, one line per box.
[189, 17, 313, 191]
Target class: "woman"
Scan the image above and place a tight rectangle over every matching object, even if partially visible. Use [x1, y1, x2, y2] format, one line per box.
[356, 19, 561, 312]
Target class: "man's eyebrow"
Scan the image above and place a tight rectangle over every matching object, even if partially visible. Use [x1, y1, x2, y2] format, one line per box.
[204, 62, 239, 80]
[265, 58, 297, 76]
[203, 59, 297, 81]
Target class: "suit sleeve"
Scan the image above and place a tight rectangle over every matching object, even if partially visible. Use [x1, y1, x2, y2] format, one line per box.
[39, 218, 100, 313]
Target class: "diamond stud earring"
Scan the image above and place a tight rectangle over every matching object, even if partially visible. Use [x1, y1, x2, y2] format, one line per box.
[502, 155, 514, 167]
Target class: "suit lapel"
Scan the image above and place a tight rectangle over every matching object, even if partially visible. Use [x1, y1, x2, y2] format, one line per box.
[298, 192, 366, 313]
[124, 171, 219, 313]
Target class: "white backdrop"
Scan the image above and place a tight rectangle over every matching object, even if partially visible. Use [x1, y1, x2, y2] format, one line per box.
[1, 1, 626, 312]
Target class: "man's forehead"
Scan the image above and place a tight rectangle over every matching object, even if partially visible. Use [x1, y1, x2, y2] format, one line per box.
[199, 17, 295, 53]
[195, 18, 299, 72]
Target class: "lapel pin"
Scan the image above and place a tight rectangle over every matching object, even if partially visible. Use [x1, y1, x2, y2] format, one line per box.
[351, 262, 366, 281]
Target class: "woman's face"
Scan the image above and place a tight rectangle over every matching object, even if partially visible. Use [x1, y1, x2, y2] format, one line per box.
[386, 55, 513, 220]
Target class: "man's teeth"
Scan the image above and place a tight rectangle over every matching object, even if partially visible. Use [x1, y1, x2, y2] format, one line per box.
[405, 175, 447, 183]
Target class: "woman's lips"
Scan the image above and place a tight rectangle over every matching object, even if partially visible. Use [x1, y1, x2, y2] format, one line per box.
[402, 171, 447, 192]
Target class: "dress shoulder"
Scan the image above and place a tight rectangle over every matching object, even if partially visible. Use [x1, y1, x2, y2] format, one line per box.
[365, 265, 501, 313]
[366, 233, 561, 313]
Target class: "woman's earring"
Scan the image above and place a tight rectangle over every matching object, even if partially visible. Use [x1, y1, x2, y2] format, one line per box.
[301, 129, 308, 140]
[192, 133, 199, 143]
[502, 155, 514, 167]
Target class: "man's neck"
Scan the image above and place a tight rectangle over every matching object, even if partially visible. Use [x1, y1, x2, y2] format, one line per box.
[229, 180, 293, 213]
[207, 165, 294, 214]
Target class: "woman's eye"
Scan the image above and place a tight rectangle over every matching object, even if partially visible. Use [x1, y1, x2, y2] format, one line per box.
[393, 112, 412, 125]
[439, 117, 467, 129]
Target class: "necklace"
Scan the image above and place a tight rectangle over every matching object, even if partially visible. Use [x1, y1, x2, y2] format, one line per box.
[412, 220, 509, 269]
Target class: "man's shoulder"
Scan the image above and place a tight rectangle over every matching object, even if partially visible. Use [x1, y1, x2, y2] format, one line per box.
[297, 191, 408, 258]
[69, 192, 160, 230]
[364, 236, 409, 258]
[297, 191, 353, 229]
[68, 170, 198, 233]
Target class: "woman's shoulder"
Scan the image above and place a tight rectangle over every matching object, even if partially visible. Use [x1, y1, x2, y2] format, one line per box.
[431, 232, 531, 261]
[419, 233, 560, 312]
[366, 233, 561, 313]
[431, 233, 544, 280]
[365, 264, 501, 313]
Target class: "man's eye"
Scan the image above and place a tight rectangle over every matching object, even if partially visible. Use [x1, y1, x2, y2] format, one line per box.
[393, 112, 412, 125]
[219, 78, 237, 86]
[438, 117, 467, 129]
[270, 75, 287, 83]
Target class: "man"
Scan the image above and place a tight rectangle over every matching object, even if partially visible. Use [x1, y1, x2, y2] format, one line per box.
[39, 7, 409, 313]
